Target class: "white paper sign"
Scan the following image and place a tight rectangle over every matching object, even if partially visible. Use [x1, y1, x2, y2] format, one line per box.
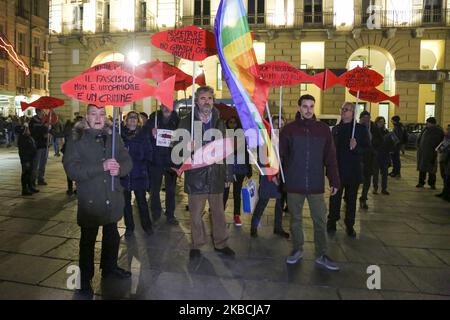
[156, 129, 173, 147]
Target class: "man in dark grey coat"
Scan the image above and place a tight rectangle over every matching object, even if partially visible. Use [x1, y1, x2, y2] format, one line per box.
[63, 104, 133, 294]
[416, 117, 445, 189]
[176, 86, 234, 259]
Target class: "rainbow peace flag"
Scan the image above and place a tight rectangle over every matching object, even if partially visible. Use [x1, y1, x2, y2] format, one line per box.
[214, 0, 278, 174]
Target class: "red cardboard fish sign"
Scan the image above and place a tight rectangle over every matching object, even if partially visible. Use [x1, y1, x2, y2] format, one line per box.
[256, 61, 312, 87]
[61, 69, 176, 109]
[339, 66, 384, 91]
[151, 25, 217, 61]
[311, 69, 341, 90]
[349, 88, 400, 107]
[20, 96, 65, 112]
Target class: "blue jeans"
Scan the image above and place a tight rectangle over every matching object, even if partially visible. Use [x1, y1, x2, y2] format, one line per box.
[53, 136, 60, 155]
[251, 197, 284, 231]
[32, 148, 48, 183]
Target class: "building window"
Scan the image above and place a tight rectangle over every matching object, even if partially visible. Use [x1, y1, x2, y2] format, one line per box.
[33, 73, 41, 89]
[349, 60, 364, 70]
[423, 0, 442, 23]
[300, 64, 307, 91]
[384, 62, 391, 91]
[194, 0, 211, 26]
[33, 37, 40, 62]
[17, 32, 26, 55]
[0, 67, 6, 85]
[304, 0, 322, 24]
[17, 70, 26, 87]
[248, 0, 265, 24]
[43, 74, 47, 90]
[33, 0, 39, 17]
[73, 4, 83, 30]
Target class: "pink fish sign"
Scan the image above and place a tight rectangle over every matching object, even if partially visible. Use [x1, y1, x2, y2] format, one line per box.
[172, 137, 234, 176]
[61, 68, 176, 109]
[339, 66, 384, 91]
[256, 61, 312, 87]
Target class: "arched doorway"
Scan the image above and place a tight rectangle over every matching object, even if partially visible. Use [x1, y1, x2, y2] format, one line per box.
[345, 46, 396, 128]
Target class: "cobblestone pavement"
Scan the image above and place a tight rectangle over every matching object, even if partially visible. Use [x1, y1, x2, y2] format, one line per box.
[0, 146, 449, 300]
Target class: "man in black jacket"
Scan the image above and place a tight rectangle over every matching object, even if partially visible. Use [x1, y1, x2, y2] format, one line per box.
[29, 109, 49, 186]
[327, 103, 369, 238]
[146, 105, 180, 225]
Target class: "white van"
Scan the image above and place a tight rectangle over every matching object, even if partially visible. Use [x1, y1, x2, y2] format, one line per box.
[317, 114, 341, 130]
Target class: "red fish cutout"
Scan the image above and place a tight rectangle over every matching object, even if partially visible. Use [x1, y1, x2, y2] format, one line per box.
[311, 69, 341, 90]
[61, 68, 176, 109]
[151, 25, 217, 61]
[339, 66, 384, 91]
[256, 61, 313, 87]
[349, 88, 400, 107]
[21, 96, 65, 112]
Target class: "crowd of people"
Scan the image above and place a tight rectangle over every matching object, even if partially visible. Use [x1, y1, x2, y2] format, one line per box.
[8, 86, 450, 295]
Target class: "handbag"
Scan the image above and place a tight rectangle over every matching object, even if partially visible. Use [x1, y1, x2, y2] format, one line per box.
[242, 179, 258, 214]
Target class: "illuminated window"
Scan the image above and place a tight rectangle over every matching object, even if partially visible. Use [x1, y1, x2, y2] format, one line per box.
[349, 60, 364, 69]
[304, 0, 322, 24]
[247, 0, 265, 24]
[194, 0, 211, 26]
[384, 62, 391, 91]
[73, 4, 83, 30]
[300, 64, 307, 91]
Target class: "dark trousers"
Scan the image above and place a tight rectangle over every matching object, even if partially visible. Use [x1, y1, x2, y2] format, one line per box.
[21, 162, 33, 191]
[124, 189, 152, 230]
[443, 175, 450, 198]
[280, 192, 288, 209]
[373, 157, 388, 191]
[391, 149, 401, 175]
[67, 176, 73, 191]
[150, 166, 177, 219]
[79, 223, 120, 282]
[360, 172, 372, 201]
[251, 197, 284, 231]
[223, 174, 245, 215]
[419, 171, 436, 187]
[328, 183, 359, 229]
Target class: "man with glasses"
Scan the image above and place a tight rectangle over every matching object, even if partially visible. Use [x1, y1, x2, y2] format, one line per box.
[327, 102, 369, 238]
[280, 94, 341, 271]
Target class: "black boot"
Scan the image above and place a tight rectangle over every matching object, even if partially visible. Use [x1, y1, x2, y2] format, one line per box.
[22, 187, 33, 196]
[250, 226, 258, 238]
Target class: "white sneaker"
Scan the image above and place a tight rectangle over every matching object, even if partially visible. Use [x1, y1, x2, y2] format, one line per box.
[315, 255, 340, 271]
[286, 250, 303, 264]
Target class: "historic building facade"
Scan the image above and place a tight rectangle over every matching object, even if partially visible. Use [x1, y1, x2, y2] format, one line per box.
[0, 0, 50, 116]
[48, 0, 450, 127]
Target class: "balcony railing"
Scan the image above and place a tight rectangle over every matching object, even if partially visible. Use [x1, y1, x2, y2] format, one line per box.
[16, 87, 27, 95]
[184, 11, 335, 30]
[357, 8, 450, 28]
[60, 16, 158, 35]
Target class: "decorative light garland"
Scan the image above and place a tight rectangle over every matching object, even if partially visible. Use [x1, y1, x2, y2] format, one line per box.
[0, 33, 30, 75]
